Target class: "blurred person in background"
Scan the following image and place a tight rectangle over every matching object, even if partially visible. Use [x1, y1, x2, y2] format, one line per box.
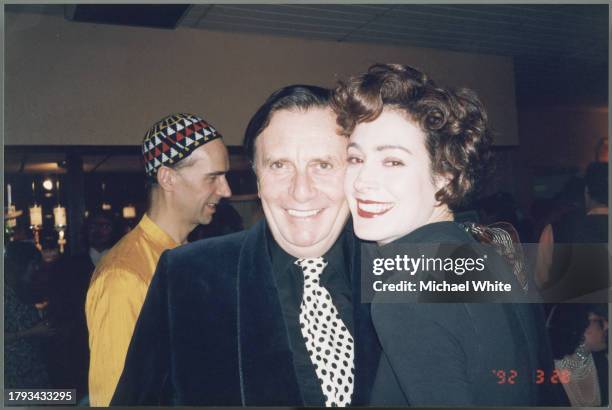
[595, 137, 608, 163]
[536, 162, 608, 300]
[187, 200, 243, 241]
[546, 303, 608, 406]
[4, 241, 54, 388]
[46, 209, 121, 402]
[476, 191, 535, 243]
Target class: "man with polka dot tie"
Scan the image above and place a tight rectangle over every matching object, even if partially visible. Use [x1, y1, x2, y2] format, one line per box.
[112, 85, 381, 406]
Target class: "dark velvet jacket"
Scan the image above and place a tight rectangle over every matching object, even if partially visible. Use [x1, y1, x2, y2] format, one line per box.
[111, 219, 380, 406]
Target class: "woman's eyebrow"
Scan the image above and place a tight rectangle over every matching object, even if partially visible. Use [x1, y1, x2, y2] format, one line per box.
[376, 145, 413, 155]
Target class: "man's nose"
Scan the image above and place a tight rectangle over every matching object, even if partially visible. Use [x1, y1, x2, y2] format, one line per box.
[291, 170, 317, 203]
[216, 176, 232, 198]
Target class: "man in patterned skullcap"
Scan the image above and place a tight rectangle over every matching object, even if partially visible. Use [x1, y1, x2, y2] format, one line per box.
[86, 113, 231, 406]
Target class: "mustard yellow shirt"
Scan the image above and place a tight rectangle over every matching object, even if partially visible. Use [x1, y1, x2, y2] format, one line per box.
[85, 214, 178, 406]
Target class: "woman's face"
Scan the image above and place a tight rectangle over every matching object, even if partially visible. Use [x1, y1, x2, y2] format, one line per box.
[583, 312, 608, 353]
[345, 109, 449, 245]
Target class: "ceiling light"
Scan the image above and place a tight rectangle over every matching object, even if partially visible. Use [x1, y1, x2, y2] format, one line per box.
[42, 178, 54, 191]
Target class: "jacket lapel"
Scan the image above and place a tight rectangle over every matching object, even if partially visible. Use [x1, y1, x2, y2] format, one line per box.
[346, 225, 382, 405]
[236, 220, 303, 406]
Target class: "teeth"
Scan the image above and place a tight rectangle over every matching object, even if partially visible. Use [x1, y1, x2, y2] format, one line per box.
[207, 203, 217, 208]
[358, 202, 393, 213]
[287, 209, 320, 218]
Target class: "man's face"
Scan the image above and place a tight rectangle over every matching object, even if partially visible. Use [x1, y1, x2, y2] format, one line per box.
[87, 215, 114, 251]
[172, 138, 232, 226]
[255, 107, 349, 258]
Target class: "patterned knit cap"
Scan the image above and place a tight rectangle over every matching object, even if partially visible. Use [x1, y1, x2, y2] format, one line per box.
[142, 113, 222, 178]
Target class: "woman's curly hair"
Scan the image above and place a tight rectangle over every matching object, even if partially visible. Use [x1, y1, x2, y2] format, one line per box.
[331, 63, 492, 207]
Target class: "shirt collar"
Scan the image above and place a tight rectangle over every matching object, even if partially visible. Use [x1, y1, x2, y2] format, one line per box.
[267, 228, 296, 277]
[266, 224, 349, 282]
[88, 247, 108, 267]
[138, 213, 179, 250]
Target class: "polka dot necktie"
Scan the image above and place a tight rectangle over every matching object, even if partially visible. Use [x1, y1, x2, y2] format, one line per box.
[295, 257, 354, 407]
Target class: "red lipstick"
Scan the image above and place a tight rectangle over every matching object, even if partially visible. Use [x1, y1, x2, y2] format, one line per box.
[355, 199, 393, 219]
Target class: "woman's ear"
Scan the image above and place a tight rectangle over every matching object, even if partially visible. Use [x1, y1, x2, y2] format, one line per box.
[432, 173, 453, 208]
[434, 172, 452, 192]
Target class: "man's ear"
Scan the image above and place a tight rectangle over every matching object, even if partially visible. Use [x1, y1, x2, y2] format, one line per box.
[252, 163, 261, 198]
[156, 166, 176, 192]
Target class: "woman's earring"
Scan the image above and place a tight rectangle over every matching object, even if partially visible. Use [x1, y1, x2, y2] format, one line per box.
[575, 342, 588, 359]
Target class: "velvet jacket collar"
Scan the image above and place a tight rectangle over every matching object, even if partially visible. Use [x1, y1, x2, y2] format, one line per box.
[236, 219, 380, 406]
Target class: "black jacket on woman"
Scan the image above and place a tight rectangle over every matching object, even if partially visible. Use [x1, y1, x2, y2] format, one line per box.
[368, 221, 564, 406]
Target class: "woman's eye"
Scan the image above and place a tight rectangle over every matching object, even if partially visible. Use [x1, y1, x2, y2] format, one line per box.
[347, 156, 363, 164]
[317, 162, 332, 170]
[270, 161, 284, 169]
[384, 159, 405, 167]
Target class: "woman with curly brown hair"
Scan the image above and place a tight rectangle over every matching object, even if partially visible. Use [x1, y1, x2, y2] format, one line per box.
[331, 64, 561, 406]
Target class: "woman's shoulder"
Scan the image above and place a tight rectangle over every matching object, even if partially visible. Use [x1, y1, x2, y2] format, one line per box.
[406, 221, 474, 244]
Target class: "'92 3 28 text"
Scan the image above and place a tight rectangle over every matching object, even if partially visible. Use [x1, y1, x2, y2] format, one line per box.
[492, 369, 571, 385]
